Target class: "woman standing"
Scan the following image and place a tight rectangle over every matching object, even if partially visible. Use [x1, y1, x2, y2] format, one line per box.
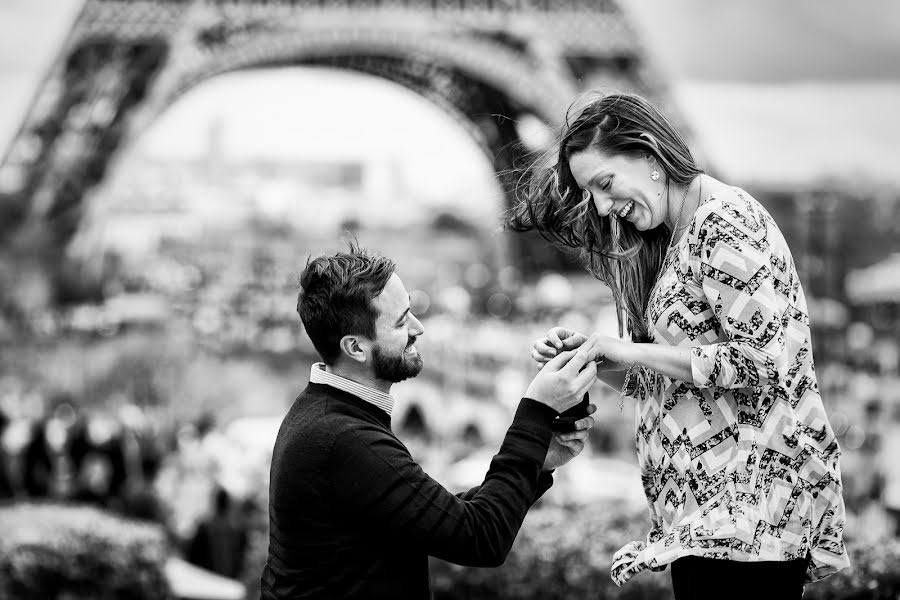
[510, 93, 849, 599]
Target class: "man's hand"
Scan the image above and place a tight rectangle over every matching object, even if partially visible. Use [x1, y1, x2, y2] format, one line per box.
[543, 404, 596, 471]
[532, 327, 628, 372]
[524, 333, 601, 413]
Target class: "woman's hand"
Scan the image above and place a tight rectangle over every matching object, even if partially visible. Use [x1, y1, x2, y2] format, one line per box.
[533, 327, 629, 372]
[531, 327, 587, 369]
[589, 335, 633, 369]
[524, 334, 602, 413]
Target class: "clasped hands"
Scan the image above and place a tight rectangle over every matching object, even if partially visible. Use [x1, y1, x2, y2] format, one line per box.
[532, 326, 630, 373]
[524, 332, 608, 471]
[524, 330, 628, 471]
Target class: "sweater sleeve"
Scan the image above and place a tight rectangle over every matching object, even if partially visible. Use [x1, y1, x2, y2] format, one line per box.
[687, 195, 792, 390]
[455, 469, 554, 504]
[329, 398, 557, 567]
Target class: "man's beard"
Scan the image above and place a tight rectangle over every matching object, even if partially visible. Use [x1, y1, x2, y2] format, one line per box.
[372, 339, 423, 383]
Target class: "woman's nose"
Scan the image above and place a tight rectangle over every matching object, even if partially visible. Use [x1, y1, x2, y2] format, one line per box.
[592, 195, 614, 217]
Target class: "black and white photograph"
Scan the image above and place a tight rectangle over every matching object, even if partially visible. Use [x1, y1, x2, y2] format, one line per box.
[1, 1, 898, 599]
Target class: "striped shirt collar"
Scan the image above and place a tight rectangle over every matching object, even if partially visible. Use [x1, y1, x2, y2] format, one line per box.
[309, 362, 394, 416]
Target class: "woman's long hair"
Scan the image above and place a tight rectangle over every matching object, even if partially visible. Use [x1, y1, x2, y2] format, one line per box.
[507, 93, 703, 341]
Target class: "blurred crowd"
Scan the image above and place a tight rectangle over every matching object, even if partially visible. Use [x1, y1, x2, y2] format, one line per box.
[0, 395, 264, 582]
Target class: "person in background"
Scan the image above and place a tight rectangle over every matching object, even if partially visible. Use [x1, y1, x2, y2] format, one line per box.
[261, 242, 601, 599]
[22, 419, 52, 498]
[188, 486, 248, 580]
[510, 92, 850, 599]
[71, 451, 115, 509]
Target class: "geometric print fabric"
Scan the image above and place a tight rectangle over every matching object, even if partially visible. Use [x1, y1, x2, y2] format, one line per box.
[611, 188, 850, 586]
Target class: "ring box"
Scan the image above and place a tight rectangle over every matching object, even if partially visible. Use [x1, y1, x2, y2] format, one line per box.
[550, 393, 590, 433]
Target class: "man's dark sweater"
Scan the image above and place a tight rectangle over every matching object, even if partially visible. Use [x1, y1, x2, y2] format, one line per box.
[260, 382, 558, 599]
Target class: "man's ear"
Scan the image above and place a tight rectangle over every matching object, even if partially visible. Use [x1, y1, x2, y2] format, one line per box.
[339, 335, 369, 363]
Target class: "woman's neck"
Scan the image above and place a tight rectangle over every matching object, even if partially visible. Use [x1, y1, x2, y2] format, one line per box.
[666, 174, 703, 239]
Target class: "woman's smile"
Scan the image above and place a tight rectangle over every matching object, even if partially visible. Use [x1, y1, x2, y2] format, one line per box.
[617, 200, 635, 219]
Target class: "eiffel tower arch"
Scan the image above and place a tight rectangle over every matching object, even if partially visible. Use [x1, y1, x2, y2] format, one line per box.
[0, 0, 675, 292]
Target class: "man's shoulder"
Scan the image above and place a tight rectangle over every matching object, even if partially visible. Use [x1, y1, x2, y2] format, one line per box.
[302, 386, 406, 454]
[272, 395, 349, 470]
[273, 393, 404, 478]
[285, 384, 390, 437]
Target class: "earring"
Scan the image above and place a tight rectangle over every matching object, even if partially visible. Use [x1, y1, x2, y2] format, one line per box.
[582, 189, 591, 202]
[650, 169, 660, 181]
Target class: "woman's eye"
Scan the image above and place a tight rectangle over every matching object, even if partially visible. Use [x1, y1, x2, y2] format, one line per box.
[601, 177, 613, 191]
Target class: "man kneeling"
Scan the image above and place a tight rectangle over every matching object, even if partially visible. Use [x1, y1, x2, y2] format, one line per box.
[260, 243, 602, 599]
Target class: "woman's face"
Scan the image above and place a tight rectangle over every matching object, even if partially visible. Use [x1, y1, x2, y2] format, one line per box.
[568, 148, 666, 231]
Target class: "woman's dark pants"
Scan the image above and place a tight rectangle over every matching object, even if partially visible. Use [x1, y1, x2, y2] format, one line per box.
[671, 555, 808, 600]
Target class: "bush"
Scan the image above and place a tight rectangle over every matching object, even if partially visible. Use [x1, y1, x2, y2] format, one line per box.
[0, 503, 173, 600]
[431, 502, 900, 600]
[804, 537, 900, 600]
[431, 502, 674, 600]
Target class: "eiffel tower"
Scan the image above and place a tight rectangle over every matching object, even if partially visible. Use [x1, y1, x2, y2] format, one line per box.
[0, 0, 676, 279]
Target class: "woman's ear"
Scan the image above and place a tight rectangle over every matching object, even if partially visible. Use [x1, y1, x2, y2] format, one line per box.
[639, 132, 661, 155]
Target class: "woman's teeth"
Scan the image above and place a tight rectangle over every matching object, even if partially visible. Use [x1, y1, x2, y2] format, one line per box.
[618, 200, 635, 219]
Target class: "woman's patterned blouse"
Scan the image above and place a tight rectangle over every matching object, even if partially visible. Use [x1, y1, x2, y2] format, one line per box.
[611, 188, 850, 586]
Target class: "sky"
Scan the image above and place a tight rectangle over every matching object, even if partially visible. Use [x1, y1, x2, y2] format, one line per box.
[627, 0, 900, 82]
[132, 68, 501, 216]
[1, 0, 900, 188]
[0, 0, 83, 156]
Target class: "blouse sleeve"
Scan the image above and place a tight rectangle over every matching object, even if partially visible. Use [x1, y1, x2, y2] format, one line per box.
[686, 193, 792, 390]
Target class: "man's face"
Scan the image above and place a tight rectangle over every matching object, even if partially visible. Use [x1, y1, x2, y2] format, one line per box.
[370, 273, 425, 383]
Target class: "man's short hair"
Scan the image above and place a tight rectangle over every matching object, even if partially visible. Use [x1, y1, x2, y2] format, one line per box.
[297, 242, 396, 365]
